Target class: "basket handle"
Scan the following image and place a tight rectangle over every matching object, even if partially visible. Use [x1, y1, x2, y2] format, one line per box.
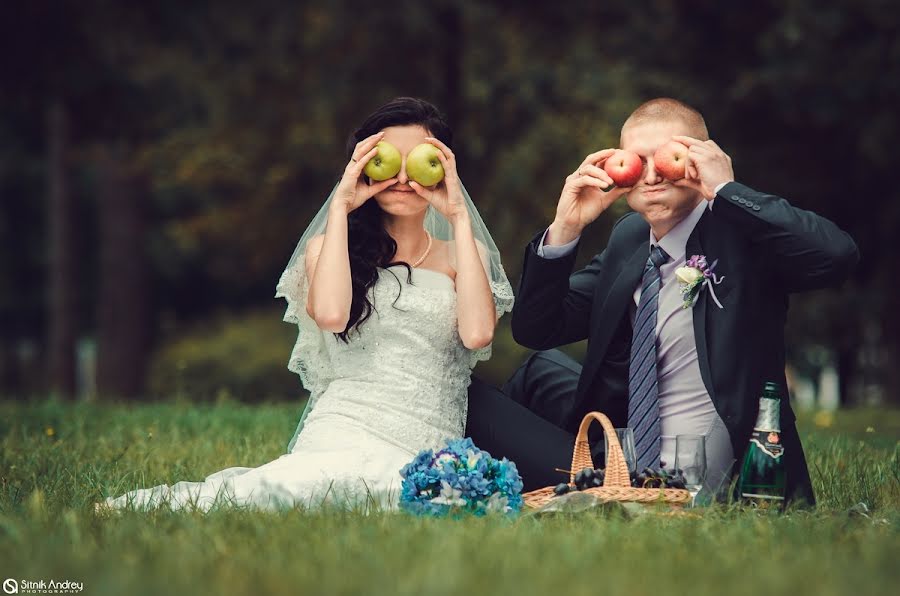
[569, 411, 632, 488]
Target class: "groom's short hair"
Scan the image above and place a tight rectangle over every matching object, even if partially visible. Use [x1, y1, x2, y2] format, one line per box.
[621, 98, 709, 143]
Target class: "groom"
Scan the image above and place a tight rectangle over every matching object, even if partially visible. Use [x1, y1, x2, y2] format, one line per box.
[466, 98, 859, 506]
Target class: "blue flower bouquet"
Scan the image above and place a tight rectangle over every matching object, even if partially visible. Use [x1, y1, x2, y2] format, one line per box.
[399, 437, 524, 516]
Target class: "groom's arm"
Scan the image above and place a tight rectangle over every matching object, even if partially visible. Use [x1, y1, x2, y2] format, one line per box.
[511, 211, 638, 350]
[510, 232, 605, 350]
[714, 182, 859, 291]
[670, 135, 858, 292]
[512, 148, 633, 350]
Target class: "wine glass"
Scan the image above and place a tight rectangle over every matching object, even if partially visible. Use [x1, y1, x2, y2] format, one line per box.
[675, 434, 707, 506]
[605, 428, 637, 474]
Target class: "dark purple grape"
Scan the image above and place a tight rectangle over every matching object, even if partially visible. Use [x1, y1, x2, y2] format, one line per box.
[574, 472, 589, 491]
[644, 477, 661, 489]
[553, 483, 571, 496]
[573, 470, 585, 486]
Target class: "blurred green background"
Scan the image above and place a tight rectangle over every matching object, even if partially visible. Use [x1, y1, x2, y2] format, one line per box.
[1, 0, 897, 407]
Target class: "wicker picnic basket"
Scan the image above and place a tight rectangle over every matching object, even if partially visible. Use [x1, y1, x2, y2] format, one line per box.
[522, 411, 692, 508]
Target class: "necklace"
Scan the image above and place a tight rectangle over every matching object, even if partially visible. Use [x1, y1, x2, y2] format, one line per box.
[411, 231, 433, 268]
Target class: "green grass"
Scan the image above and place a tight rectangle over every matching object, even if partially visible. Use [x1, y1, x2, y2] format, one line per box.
[1, 398, 899, 596]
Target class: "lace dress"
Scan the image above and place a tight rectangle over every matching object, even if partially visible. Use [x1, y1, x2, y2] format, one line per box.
[101, 266, 473, 512]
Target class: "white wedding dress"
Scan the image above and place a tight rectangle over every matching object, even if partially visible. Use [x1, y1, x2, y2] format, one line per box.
[100, 266, 474, 512]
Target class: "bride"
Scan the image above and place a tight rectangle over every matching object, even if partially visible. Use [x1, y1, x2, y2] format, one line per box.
[95, 97, 514, 513]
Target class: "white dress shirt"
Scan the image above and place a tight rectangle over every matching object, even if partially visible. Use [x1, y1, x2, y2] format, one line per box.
[537, 187, 734, 494]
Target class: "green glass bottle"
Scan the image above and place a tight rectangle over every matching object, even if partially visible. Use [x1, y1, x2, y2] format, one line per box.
[738, 382, 786, 506]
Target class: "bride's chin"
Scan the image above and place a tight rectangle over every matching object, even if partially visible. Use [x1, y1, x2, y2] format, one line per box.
[374, 195, 429, 216]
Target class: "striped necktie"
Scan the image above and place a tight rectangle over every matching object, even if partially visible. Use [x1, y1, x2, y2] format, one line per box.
[628, 244, 670, 471]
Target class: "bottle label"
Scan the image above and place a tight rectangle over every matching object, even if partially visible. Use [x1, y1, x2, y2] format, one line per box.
[749, 430, 784, 459]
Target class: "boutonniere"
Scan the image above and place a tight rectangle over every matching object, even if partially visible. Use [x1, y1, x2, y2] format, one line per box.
[675, 254, 725, 309]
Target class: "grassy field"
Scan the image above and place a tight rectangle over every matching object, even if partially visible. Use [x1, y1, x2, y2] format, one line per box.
[1, 398, 898, 596]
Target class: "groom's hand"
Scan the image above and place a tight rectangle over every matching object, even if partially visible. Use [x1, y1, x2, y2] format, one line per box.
[671, 135, 734, 200]
[548, 149, 630, 245]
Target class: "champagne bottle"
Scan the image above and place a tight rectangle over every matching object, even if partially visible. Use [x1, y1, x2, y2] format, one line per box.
[738, 382, 786, 506]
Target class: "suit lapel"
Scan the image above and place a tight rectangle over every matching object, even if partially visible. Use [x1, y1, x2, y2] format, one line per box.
[686, 210, 717, 406]
[578, 240, 649, 397]
[604, 241, 650, 318]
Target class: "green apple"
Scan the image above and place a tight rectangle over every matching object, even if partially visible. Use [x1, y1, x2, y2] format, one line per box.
[406, 143, 445, 186]
[363, 141, 402, 181]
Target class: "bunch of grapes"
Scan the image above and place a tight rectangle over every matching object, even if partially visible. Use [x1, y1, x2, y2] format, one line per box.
[552, 466, 687, 497]
[631, 467, 687, 490]
[553, 466, 605, 496]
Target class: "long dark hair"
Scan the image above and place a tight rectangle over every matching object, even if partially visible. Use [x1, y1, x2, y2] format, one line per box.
[337, 97, 453, 342]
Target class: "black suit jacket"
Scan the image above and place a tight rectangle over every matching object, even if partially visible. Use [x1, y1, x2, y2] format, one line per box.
[511, 182, 859, 505]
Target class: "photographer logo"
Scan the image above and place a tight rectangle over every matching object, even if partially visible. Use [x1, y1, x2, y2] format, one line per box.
[3, 579, 83, 594]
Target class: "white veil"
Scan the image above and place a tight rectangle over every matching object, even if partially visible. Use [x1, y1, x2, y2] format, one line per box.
[274, 179, 514, 454]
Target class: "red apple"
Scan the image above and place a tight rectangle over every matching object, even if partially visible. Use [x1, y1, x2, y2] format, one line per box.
[653, 140, 689, 181]
[602, 149, 642, 187]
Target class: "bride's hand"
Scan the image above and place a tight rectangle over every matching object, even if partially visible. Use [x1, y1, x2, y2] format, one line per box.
[409, 137, 469, 226]
[331, 131, 399, 214]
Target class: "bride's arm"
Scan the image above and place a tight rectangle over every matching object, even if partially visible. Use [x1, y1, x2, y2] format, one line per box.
[305, 205, 353, 332]
[452, 217, 496, 350]
[305, 132, 397, 333]
[407, 136, 496, 350]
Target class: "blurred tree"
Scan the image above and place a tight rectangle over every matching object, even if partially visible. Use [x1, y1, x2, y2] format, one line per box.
[46, 100, 77, 399]
[547, 0, 899, 404]
[95, 145, 151, 399]
[1, 1, 94, 398]
[746, 0, 900, 405]
[1, 0, 896, 404]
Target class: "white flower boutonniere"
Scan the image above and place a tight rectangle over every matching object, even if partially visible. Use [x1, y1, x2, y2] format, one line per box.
[676, 254, 725, 309]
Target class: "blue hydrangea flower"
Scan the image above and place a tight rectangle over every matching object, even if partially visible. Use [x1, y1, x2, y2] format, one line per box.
[399, 437, 524, 517]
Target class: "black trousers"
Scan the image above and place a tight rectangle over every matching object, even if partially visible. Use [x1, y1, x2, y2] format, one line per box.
[465, 349, 603, 492]
[473, 351, 814, 506]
